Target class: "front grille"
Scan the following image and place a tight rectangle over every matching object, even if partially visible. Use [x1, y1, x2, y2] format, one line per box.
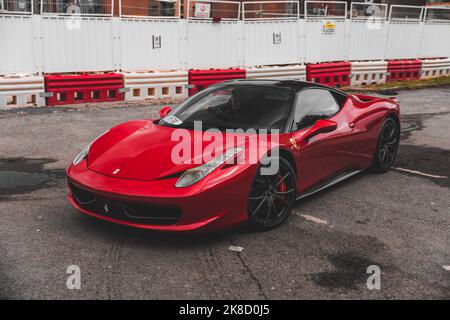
[69, 182, 181, 226]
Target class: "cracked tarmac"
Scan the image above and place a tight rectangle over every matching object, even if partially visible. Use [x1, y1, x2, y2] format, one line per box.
[0, 87, 449, 299]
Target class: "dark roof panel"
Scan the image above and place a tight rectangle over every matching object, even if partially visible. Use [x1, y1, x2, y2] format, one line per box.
[217, 79, 348, 96]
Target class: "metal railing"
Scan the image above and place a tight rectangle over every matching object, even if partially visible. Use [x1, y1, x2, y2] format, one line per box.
[242, 1, 299, 21]
[187, 0, 241, 21]
[424, 6, 450, 22]
[119, 0, 180, 19]
[40, 0, 114, 17]
[350, 2, 387, 20]
[304, 1, 347, 19]
[389, 5, 423, 22]
[0, 0, 33, 14]
[0, 0, 449, 24]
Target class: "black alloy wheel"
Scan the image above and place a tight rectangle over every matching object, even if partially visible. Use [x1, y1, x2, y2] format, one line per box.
[371, 117, 400, 173]
[248, 157, 296, 231]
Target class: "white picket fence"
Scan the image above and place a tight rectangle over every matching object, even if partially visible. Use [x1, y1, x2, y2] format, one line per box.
[1, 6, 450, 75]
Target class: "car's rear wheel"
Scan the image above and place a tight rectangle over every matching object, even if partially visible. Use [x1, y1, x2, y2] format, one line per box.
[247, 157, 296, 231]
[371, 117, 400, 173]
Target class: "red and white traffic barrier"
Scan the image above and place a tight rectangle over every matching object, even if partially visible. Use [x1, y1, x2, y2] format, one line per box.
[387, 59, 422, 83]
[306, 62, 352, 87]
[44, 73, 125, 106]
[246, 65, 306, 81]
[421, 58, 450, 79]
[188, 69, 246, 96]
[0, 74, 46, 108]
[4, 58, 450, 108]
[123, 71, 188, 101]
[350, 61, 388, 86]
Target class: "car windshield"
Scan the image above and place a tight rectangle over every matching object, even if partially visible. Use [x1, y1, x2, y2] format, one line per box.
[159, 84, 295, 131]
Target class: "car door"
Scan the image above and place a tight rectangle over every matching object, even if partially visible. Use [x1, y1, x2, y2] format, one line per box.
[290, 88, 355, 193]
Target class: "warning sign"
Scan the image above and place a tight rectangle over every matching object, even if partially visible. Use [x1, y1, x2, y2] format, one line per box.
[322, 20, 336, 35]
[194, 3, 211, 18]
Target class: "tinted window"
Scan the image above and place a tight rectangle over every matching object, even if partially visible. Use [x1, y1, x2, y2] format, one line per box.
[292, 89, 340, 131]
[160, 84, 295, 131]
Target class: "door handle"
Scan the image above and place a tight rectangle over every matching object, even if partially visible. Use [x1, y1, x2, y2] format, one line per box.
[349, 122, 355, 129]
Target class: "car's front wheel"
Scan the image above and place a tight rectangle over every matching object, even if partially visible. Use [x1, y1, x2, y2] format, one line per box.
[371, 117, 400, 173]
[247, 157, 297, 231]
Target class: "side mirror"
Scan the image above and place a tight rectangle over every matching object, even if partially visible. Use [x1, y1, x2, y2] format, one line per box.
[291, 119, 337, 148]
[303, 119, 337, 142]
[159, 106, 172, 118]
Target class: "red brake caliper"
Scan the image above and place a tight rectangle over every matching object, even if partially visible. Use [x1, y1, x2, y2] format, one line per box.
[277, 175, 287, 206]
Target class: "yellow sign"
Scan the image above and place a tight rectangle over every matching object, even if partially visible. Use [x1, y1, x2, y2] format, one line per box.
[322, 20, 336, 35]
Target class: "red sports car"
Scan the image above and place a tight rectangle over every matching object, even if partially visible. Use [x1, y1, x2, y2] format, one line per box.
[67, 80, 400, 232]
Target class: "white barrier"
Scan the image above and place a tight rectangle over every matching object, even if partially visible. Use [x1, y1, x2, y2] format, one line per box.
[0, 15, 35, 75]
[348, 20, 387, 61]
[123, 70, 188, 101]
[244, 20, 301, 66]
[421, 58, 450, 79]
[350, 61, 388, 86]
[304, 18, 347, 63]
[1, 9, 450, 76]
[120, 19, 182, 71]
[420, 23, 450, 59]
[40, 16, 115, 73]
[0, 74, 45, 108]
[246, 65, 306, 81]
[186, 20, 243, 69]
[385, 21, 422, 60]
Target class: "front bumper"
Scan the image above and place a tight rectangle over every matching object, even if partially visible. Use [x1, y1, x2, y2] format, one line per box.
[67, 160, 255, 232]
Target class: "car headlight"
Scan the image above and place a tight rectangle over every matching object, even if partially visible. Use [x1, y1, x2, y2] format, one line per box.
[175, 147, 243, 188]
[72, 130, 110, 167]
[72, 144, 90, 166]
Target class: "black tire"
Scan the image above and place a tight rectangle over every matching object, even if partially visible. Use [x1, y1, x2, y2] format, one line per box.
[371, 117, 400, 173]
[247, 157, 297, 231]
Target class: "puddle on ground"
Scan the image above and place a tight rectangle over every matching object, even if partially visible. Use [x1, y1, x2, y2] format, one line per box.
[395, 144, 450, 188]
[400, 114, 426, 141]
[310, 253, 379, 290]
[0, 157, 65, 196]
[0, 171, 51, 191]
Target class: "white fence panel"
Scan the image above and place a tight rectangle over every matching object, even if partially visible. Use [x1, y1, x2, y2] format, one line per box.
[348, 20, 387, 61]
[2, 14, 450, 76]
[120, 19, 181, 71]
[186, 21, 243, 69]
[385, 21, 422, 59]
[40, 16, 114, 73]
[0, 15, 35, 75]
[420, 22, 450, 58]
[244, 20, 301, 66]
[304, 19, 346, 63]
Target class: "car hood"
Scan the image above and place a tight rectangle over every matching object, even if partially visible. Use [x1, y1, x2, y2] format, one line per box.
[87, 120, 266, 181]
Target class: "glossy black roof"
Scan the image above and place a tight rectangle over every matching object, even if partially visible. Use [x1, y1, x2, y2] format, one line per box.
[218, 79, 349, 96]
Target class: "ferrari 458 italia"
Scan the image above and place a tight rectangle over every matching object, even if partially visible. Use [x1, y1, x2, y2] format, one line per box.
[67, 80, 400, 232]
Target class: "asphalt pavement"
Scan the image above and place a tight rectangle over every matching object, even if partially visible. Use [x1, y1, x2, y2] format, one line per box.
[0, 88, 449, 299]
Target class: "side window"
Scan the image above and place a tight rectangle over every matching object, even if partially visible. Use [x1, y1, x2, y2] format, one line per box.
[293, 89, 340, 131]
